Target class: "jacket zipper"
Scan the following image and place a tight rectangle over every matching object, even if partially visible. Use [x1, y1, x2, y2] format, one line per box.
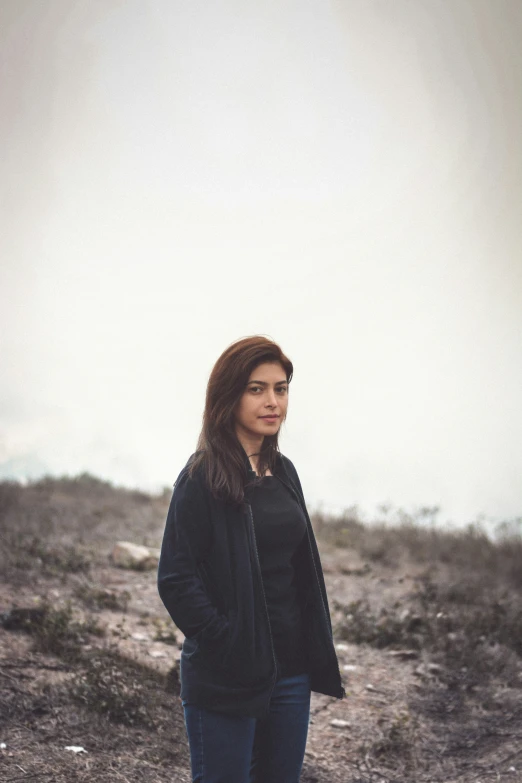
[246, 502, 279, 714]
[274, 475, 346, 698]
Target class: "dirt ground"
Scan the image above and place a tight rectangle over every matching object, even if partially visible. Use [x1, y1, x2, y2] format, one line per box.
[1, 477, 522, 782]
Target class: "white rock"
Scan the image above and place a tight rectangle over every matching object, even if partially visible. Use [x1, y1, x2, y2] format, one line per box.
[148, 649, 167, 658]
[131, 632, 150, 642]
[111, 541, 160, 570]
[330, 719, 351, 728]
[0, 742, 6, 749]
[335, 643, 349, 652]
[65, 746, 87, 754]
[386, 649, 419, 660]
[343, 664, 357, 671]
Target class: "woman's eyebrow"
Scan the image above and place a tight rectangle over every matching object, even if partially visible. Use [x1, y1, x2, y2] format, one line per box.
[247, 380, 288, 385]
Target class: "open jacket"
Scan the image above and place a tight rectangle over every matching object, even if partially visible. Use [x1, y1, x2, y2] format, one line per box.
[157, 448, 345, 718]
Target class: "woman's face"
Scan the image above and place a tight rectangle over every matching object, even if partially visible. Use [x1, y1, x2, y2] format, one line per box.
[234, 362, 289, 442]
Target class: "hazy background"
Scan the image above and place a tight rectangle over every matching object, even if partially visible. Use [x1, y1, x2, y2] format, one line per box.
[1, 0, 521, 529]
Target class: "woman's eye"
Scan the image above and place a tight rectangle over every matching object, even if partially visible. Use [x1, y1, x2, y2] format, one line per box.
[249, 386, 287, 393]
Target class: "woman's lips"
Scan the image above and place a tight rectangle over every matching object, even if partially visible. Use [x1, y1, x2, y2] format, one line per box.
[260, 416, 278, 422]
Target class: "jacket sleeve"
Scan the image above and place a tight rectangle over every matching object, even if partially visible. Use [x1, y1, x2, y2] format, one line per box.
[157, 472, 230, 652]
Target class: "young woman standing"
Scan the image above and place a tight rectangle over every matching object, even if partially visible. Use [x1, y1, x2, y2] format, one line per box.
[158, 335, 345, 783]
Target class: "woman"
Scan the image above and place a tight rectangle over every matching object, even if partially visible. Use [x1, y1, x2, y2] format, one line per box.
[158, 335, 345, 783]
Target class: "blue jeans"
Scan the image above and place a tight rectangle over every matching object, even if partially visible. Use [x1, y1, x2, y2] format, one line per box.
[182, 673, 311, 783]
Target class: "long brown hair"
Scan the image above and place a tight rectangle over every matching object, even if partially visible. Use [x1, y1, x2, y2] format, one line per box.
[188, 335, 293, 506]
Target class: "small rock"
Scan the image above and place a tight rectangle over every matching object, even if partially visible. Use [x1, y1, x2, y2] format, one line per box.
[131, 632, 150, 642]
[415, 662, 444, 677]
[335, 643, 349, 652]
[64, 746, 87, 754]
[148, 649, 167, 658]
[508, 767, 516, 773]
[111, 541, 160, 570]
[386, 649, 419, 660]
[0, 743, 6, 749]
[365, 683, 376, 691]
[330, 719, 351, 728]
[343, 664, 357, 671]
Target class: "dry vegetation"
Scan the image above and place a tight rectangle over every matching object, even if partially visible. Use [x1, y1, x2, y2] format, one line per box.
[1, 475, 522, 782]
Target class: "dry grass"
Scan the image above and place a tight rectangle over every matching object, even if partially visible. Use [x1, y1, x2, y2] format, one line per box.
[313, 505, 522, 781]
[74, 582, 131, 612]
[0, 646, 188, 783]
[0, 474, 168, 582]
[311, 505, 522, 581]
[1, 476, 521, 782]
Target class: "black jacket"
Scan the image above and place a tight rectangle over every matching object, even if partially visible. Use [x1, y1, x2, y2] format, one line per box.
[157, 447, 345, 718]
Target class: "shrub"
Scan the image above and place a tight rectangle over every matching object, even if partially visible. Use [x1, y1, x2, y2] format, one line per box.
[74, 583, 130, 612]
[28, 538, 92, 575]
[334, 574, 522, 691]
[334, 598, 423, 649]
[2, 602, 104, 660]
[70, 650, 165, 727]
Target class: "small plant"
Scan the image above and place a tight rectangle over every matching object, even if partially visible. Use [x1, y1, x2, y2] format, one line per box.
[152, 617, 179, 645]
[70, 649, 163, 727]
[362, 709, 420, 772]
[40, 541, 91, 574]
[22, 537, 92, 575]
[334, 598, 423, 649]
[74, 583, 130, 612]
[2, 602, 104, 660]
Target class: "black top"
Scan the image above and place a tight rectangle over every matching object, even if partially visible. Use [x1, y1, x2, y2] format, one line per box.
[247, 475, 309, 677]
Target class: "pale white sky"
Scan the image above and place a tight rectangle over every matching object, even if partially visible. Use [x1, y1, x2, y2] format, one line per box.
[1, 0, 521, 530]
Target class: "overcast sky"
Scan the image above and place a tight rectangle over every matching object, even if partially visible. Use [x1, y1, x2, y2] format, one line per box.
[1, 0, 521, 531]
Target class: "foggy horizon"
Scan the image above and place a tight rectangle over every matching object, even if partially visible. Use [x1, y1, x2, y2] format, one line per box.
[1, 1, 521, 532]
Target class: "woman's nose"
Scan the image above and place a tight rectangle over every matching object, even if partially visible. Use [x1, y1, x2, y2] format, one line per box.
[266, 390, 277, 407]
